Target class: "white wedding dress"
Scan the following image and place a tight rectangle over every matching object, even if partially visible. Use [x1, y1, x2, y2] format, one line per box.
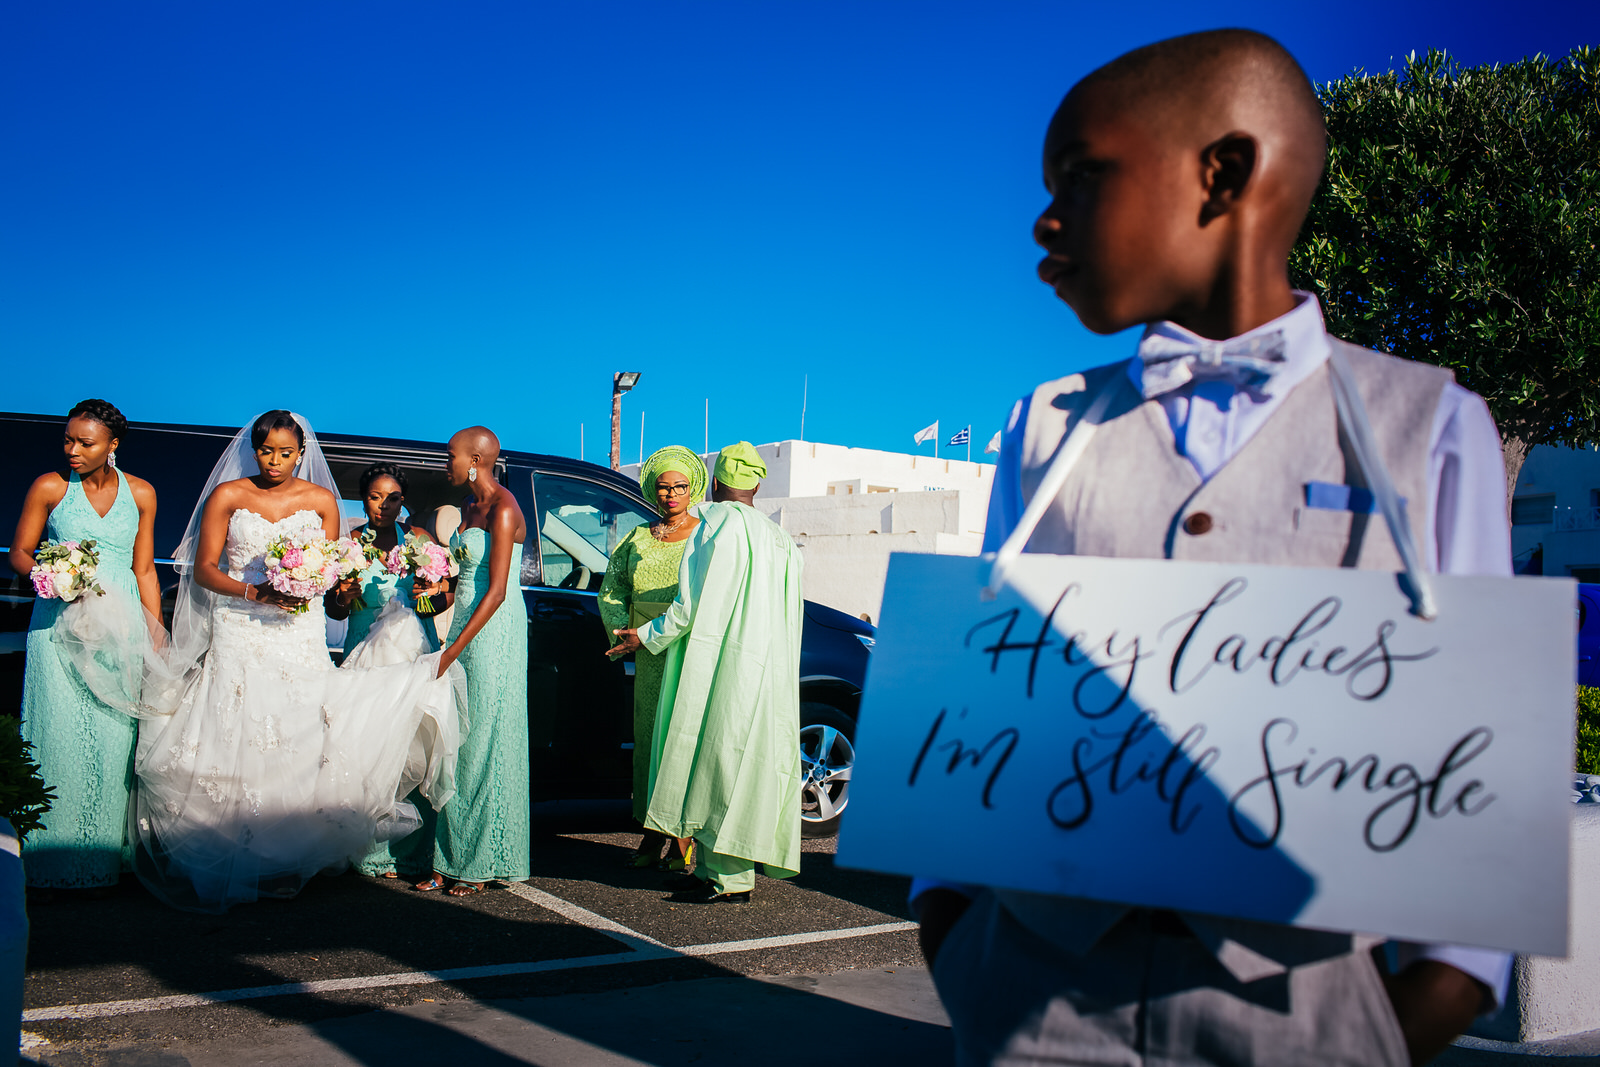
[132, 508, 464, 912]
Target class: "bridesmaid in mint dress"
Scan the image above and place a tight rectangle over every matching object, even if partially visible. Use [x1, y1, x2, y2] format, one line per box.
[414, 427, 529, 897]
[8, 400, 162, 894]
[325, 463, 447, 655]
[325, 462, 450, 878]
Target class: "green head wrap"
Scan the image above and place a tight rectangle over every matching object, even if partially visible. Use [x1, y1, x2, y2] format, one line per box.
[714, 441, 766, 490]
[639, 445, 708, 514]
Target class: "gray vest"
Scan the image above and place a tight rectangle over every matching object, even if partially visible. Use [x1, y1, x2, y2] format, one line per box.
[1001, 339, 1453, 979]
[1019, 339, 1450, 568]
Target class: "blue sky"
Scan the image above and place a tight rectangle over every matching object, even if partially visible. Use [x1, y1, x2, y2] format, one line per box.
[4, 1, 1595, 466]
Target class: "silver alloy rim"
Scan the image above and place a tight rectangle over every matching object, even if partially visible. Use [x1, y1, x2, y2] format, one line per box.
[799, 723, 854, 824]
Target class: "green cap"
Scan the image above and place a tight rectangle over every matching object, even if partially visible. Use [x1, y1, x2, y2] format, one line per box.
[714, 441, 766, 490]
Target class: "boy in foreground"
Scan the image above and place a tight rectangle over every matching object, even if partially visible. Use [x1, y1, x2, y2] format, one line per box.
[915, 29, 1512, 1066]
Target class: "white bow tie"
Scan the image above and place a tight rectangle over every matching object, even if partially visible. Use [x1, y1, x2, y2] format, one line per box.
[1137, 330, 1288, 398]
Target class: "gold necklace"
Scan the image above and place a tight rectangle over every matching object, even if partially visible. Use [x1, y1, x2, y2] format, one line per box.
[652, 514, 689, 541]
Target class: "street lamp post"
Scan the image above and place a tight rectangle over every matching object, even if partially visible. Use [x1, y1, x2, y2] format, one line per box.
[610, 371, 641, 470]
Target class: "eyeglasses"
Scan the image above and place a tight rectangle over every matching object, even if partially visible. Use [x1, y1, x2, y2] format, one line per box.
[657, 482, 693, 498]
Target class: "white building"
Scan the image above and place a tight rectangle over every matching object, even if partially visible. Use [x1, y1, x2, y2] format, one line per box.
[624, 440, 993, 620]
[1511, 444, 1600, 582]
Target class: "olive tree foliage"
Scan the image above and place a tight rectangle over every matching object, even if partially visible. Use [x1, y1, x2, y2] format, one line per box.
[1290, 47, 1599, 507]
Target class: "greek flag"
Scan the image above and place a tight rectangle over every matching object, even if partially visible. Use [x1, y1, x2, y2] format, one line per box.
[948, 426, 970, 447]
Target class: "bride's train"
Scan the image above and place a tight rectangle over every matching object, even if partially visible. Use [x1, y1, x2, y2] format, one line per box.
[131, 543, 466, 912]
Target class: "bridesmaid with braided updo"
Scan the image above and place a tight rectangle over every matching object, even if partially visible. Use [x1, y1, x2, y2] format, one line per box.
[327, 462, 450, 880]
[8, 400, 161, 898]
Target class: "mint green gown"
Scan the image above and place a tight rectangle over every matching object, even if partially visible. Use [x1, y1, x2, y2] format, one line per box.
[345, 523, 441, 877]
[21, 470, 140, 888]
[431, 527, 529, 882]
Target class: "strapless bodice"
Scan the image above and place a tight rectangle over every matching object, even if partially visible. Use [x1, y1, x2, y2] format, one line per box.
[225, 509, 323, 585]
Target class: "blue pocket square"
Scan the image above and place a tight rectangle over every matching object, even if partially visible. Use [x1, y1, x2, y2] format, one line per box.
[1304, 482, 1404, 514]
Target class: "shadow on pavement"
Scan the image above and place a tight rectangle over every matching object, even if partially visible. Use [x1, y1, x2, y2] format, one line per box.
[207, 969, 953, 1066]
[24, 805, 933, 1065]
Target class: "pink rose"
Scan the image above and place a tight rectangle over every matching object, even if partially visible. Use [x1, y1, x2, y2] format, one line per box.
[31, 570, 55, 599]
[385, 546, 406, 575]
[280, 547, 304, 569]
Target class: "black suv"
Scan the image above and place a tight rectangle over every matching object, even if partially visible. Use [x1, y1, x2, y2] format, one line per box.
[0, 413, 868, 836]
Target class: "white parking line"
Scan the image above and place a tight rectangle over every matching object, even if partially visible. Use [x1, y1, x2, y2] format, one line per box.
[23, 883, 918, 1024]
[499, 881, 667, 949]
[679, 922, 917, 958]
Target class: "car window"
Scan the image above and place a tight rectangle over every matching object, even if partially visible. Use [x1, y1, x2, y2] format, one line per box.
[338, 498, 410, 534]
[532, 473, 653, 591]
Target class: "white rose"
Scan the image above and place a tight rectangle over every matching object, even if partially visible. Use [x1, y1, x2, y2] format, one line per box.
[57, 577, 81, 602]
[301, 546, 325, 571]
[68, 550, 84, 566]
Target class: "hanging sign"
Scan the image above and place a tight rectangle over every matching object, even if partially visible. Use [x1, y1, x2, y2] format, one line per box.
[837, 552, 1575, 955]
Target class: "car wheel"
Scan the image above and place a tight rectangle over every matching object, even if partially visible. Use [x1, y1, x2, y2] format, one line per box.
[799, 702, 855, 839]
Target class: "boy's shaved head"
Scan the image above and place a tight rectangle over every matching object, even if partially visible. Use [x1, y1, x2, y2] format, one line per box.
[1035, 29, 1327, 339]
[1071, 29, 1326, 218]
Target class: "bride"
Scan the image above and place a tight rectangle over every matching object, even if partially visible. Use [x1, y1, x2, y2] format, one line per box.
[129, 410, 464, 912]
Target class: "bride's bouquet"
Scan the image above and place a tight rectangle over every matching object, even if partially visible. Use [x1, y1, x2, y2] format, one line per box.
[30, 539, 106, 601]
[386, 532, 456, 613]
[263, 530, 349, 613]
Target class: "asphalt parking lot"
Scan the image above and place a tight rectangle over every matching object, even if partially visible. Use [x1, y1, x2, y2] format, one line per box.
[19, 802, 948, 1066]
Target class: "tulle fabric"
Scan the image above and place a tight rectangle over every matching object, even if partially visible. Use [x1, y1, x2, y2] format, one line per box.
[132, 509, 467, 912]
[342, 598, 468, 809]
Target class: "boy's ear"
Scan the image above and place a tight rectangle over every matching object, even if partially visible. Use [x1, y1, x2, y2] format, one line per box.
[1198, 131, 1258, 225]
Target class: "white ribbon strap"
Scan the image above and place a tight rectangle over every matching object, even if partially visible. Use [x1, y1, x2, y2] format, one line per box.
[1326, 345, 1437, 620]
[984, 374, 1123, 599]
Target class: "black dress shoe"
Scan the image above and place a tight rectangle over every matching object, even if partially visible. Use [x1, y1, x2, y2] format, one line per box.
[675, 881, 750, 904]
[662, 872, 703, 891]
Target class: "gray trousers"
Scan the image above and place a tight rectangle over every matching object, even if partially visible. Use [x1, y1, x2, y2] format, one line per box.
[930, 892, 1408, 1067]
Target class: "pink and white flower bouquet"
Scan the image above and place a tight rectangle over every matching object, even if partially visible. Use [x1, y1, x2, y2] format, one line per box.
[30, 538, 105, 602]
[386, 532, 456, 613]
[263, 529, 347, 613]
[331, 534, 374, 611]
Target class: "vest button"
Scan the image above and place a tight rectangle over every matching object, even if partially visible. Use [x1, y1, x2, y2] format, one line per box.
[1182, 512, 1213, 536]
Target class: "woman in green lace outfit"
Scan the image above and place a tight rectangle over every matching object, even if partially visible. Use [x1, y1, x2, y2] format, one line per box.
[326, 462, 449, 879]
[8, 400, 162, 895]
[599, 445, 707, 870]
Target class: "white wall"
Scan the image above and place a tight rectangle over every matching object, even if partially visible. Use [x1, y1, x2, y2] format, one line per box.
[762, 491, 984, 621]
[624, 439, 994, 620]
[623, 439, 995, 502]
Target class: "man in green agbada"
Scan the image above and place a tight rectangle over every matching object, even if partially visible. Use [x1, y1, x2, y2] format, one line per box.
[610, 441, 804, 902]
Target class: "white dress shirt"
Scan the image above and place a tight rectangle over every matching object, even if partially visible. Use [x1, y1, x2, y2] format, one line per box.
[915, 293, 1515, 1008]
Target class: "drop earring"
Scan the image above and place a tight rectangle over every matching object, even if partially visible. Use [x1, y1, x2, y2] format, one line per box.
[468, 467, 478, 483]
[107, 450, 117, 469]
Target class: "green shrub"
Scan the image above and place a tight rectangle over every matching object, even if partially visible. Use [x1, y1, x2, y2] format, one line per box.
[1578, 687, 1600, 775]
[0, 716, 54, 838]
